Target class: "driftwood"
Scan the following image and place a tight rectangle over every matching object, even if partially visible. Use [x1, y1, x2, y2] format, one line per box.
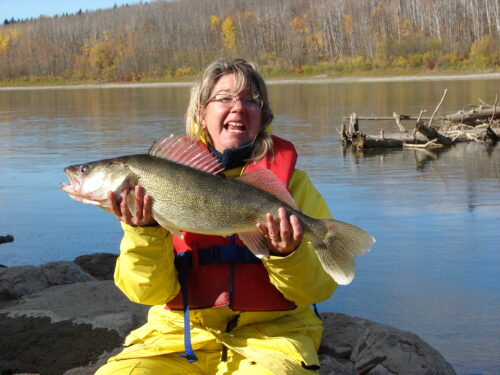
[445, 105, 500, 125]
[0, 235, 14, 245]
[415, 121, 454, 146]
[485, 126, 499, 146]
[428, 89, 448, 128]
[340, 90, 500, 151]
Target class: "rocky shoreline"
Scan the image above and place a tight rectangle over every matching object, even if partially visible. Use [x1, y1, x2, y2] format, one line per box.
[0, 254, 457, 375]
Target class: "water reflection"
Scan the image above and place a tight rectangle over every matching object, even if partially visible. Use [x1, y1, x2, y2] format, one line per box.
[0, 79, 499, 375]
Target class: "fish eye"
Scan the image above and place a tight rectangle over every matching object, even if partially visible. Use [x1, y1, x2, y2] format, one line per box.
[79, 165, 89, 174]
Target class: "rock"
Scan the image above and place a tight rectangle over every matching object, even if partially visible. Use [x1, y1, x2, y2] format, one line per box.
[0, 313, 122, 375]
[40, 261, 94, 285]
[0, 262, 93, 300]
[0, 234, 14, 244]
[0, 253, 457, 375]
[319, 312, 456, 375]
[318, 354, 356, 375]
[2, 281, 149, 330]
[74, 253, 118, 280]
[0, 266, 50, 300]
[0, 280, 149, 375]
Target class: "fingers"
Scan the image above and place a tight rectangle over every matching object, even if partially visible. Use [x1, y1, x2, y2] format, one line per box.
[106, 186, 156, 226]
[107, 191, 121, 217]
[290, 214, 303, 243]
[120, 187, 132, 223]
[256, 207, 303, 256]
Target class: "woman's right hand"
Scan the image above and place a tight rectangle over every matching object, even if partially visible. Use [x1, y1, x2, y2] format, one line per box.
[107, 185, 157, 226]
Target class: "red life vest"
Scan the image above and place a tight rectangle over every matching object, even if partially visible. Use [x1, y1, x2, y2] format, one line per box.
[166, 136, 298, 311]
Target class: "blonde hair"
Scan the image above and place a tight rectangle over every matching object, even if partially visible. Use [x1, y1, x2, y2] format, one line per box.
[185, 58, 274, 161]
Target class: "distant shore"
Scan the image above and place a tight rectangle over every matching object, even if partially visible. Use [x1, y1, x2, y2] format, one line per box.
[1, 72, 499, 91]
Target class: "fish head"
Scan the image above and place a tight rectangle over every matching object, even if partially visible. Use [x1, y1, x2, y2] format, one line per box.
[60, 158, 134, 207]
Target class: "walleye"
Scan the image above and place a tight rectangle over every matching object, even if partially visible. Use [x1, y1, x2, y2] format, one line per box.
[60, 136, 375, 285]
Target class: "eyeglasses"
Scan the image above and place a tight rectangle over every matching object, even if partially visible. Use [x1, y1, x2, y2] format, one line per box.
[207, 94, 263, 109]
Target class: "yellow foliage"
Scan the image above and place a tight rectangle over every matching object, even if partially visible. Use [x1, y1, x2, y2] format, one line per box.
[289, 17, 305, 33]
[0, 33, 11, 53]
[175, 66, 193, 76]
[469, 35, 499, 67]
[210, 15, 220, 31]
[89, 41, 116, 80]
[0, 29, 20, 53]
[221, 17, 237, 51]
[344, 14, 352, 34]
[393, 55, 409, 69]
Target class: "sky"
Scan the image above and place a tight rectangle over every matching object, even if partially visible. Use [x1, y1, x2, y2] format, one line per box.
[0, 0, 155, 21]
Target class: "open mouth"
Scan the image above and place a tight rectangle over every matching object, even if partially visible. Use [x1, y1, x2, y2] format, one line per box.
[225, 122, 246, 133]
[59, 174, 101, 206]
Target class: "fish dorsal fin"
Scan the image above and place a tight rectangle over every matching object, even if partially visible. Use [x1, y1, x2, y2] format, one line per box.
[237, 169, 298, 209]
[148, 135, 223, 175]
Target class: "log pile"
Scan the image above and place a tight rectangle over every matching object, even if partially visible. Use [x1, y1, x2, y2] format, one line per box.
[340, 91, 499, 152]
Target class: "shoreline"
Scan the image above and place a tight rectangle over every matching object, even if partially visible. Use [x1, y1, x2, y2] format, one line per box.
[1, 72, 499, 91]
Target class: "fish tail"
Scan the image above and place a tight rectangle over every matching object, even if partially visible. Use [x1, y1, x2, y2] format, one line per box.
[309, 218, 375, 285]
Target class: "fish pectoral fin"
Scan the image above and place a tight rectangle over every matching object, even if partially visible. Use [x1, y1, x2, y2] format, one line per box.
[238, 232, 270, 258]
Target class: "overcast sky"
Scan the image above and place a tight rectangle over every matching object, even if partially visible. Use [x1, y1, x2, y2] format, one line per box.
[0, 0, 155, 21]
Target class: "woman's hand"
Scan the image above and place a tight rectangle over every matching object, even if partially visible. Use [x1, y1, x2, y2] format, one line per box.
[256, 207, 303, 256]
[107, 185, 157, 226]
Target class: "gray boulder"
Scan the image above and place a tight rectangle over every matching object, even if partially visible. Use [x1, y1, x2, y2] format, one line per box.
[0, 261, 93, 300]
[319, 313, 456, 375]
[0, 265, 50, 299]
[74, 253, 118, 280]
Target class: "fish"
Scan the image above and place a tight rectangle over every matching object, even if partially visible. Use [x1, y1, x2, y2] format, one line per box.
[60, 135, 375, 285]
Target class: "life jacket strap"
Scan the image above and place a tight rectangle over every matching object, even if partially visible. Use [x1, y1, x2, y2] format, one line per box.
[175, 252, 198, 363]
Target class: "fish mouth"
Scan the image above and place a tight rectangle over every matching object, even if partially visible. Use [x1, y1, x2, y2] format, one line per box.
[59, 174, 102, 206]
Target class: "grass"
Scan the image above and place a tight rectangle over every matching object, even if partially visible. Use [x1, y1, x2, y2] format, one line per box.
[1, 65, 499, 88]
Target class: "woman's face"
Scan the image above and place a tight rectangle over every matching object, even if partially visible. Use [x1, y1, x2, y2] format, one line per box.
[200, 73, 262, 153]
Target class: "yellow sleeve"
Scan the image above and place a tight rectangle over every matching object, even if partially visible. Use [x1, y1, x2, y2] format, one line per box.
[262, 169, 337, 305]
[114, 222, 180, 305]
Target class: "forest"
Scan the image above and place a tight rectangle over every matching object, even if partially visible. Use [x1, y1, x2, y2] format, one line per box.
[0, 0, 499, 83]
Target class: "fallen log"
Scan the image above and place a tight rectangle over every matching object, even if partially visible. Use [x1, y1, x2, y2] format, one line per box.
[484, 126, 499, 146]
[351, 134, 405, 151]
[446, 105, 500, 125]
[416, 121, 454, 146]
[404, 139, 444, 150]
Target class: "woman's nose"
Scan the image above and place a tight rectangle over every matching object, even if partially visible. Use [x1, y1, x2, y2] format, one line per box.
[230, 98, 246, 112]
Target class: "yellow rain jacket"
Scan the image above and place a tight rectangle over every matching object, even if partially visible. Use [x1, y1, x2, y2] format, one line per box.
[107, 166, 337, 374]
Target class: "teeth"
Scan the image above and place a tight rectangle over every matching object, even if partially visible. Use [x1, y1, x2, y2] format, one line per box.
[226, 122, 245, 133]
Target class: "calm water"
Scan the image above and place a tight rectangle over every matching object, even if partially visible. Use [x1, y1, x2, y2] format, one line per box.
[0, 78, 499, 375]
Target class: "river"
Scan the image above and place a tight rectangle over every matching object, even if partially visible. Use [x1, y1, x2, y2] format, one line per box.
[0, 76, 499, 374]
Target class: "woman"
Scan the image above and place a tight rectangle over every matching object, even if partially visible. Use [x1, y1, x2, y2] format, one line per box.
[96, 58, 337, 375]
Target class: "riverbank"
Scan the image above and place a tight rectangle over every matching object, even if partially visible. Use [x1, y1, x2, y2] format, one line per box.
[0, 253, 457, 375]
[1, 71, 499, 91]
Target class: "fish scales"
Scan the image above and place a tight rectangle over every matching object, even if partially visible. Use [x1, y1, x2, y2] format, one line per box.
[122, 154, 298, 235]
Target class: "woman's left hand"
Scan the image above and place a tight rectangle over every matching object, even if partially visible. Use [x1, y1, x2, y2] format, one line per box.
[256, 207, 303, 256]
